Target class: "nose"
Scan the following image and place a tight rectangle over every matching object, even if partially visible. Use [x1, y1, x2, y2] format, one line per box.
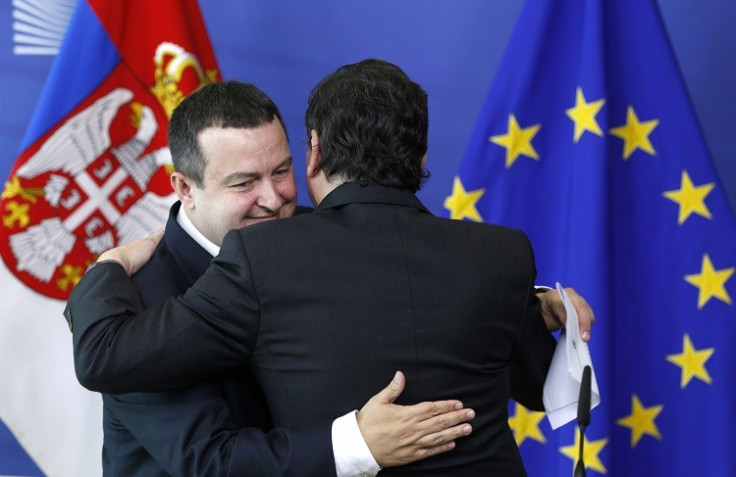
[257, 179, 284, 213]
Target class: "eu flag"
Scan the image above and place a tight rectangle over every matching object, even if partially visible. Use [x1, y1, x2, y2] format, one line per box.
[445, 0, 736, 475]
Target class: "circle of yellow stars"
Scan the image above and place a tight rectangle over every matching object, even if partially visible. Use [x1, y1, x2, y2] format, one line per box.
[449, 84, 734, 474]
[481, 86, 661, 170]
[445, 85, 668, 223]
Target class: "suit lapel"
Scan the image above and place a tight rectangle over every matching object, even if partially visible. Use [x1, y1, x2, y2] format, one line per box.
[163, 202, 213, 284]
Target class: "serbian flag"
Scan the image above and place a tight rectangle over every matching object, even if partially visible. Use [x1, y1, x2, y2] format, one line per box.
[0, 1, 220, 475]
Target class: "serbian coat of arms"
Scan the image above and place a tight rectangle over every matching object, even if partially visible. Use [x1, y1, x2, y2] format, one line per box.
[1, 41, 218, 300]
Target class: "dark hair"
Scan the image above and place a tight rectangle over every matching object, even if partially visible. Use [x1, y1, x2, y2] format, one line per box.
[168, 80, 286, 186]
[305, 59, 429, 192]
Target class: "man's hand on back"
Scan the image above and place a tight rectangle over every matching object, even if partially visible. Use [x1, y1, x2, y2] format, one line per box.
[96, 230, 164, 276]
[357, 371, 474, 467]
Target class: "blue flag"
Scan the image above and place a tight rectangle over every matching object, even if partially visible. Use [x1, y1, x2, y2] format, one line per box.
[445, 0, 736, 475]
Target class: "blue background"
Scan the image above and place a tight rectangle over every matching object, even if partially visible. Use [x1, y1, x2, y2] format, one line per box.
[0, 1, 734, 475]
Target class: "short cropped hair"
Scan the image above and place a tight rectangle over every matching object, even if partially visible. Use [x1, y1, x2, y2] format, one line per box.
[168, 81, 286, 186]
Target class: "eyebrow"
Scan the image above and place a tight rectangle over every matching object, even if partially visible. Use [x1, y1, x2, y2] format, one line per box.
[273, 157, 293, 171]
[221, 156, 293, 183]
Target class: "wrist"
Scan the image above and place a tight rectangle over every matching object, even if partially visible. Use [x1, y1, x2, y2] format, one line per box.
[332, 411, 380, 477]
[87, 258, 124, 272]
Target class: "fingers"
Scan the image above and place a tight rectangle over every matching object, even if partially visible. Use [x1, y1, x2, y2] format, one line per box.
[537, 289, 564, 331]
[414, 420, 474, 450]
[388, 411, 474, 464]
[413, 440, 457, 459]
[394, 404, 474, 444]
[98, 232, 162, 276]
[566, 288, 595, 341]
[418, 407, 475, 435]
[359, 393, 475, 466]
[400, 398, 466, 421]
[376, 371, 406, 404]
[374, 397, 474, 438]
[150, 228, 165, 244]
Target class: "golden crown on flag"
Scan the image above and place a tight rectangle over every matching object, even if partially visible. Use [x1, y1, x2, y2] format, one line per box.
[150, 42, 218, 118]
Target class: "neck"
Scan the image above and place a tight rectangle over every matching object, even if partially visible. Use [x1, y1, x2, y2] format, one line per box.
[310, 172, 348, 206]
[176, 206, 220, 256]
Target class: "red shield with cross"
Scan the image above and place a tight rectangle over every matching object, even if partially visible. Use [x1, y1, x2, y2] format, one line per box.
[0, 41, 217, 300]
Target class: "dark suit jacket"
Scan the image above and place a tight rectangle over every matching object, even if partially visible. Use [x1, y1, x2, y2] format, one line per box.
[69, 183, 556, 476]
[97, 202, 334, 476]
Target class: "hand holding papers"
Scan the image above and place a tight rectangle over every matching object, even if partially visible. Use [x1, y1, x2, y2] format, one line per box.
[543, 283, 601, 429]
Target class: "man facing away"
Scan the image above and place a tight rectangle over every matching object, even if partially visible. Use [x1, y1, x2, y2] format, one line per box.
[67, 60, 595, 475]
[94, 80, 478, 476]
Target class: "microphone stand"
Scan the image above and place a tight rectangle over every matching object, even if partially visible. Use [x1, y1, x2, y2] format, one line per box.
[574, 365, 592, 477]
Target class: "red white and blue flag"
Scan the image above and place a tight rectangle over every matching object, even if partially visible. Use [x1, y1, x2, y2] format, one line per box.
[0, 1, 220, 474]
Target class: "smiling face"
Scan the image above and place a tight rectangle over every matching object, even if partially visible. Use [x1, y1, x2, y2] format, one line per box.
[181, 118, 297, 246]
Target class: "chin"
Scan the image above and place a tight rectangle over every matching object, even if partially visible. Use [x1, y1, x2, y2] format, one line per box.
[245, 216, 278, 226]
[282, 203, 297, 218]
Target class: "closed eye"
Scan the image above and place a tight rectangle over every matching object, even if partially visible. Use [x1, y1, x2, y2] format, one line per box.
[230, 179, 256, 190]
[273, 167, 291, 180]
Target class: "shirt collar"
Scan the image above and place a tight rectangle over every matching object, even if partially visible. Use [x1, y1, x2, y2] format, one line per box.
[176, 207, 221, 257]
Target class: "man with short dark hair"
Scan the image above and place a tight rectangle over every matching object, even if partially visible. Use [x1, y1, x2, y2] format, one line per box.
[68, 61, 594, 475]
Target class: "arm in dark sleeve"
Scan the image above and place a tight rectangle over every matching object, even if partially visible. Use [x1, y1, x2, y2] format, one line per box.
[106, 389, 336, 477]
[508, 234, 557, 411]
[68, 230, 259, 393]
[229, 424, 336, 477]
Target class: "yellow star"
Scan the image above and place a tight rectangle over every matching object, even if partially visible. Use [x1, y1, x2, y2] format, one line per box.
[662, 170, 714, 224]
[616, 394, 663, 447]
[507, 402, 546, 446]
[443, 177, 485, 222]
[566, 87, 605, 142]
[684, 254, 734, 309]
[489, 114, 541, 168]
[560, 431, 608, 474]
[609, 106, 659, 160]
[666, 333, 715, 388]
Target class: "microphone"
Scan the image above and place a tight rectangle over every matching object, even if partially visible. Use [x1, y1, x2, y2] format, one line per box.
[574, 365, 592, 477]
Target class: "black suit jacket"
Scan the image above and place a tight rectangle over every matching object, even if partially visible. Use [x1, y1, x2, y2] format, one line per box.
[97, 202, 334, 476]
[69, 183, 556, 476]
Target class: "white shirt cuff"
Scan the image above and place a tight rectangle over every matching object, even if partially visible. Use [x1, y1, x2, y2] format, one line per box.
[332, 410, 381, 477]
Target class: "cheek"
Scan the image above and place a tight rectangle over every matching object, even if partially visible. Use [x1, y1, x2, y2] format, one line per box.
[277, 180, 297, 201]
[225, 193, 258, 217]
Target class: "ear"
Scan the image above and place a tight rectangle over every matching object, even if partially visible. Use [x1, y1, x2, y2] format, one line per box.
[170, 172, 195, 208]
[306, 129, 322, 178]
[420, 153, 428, 169]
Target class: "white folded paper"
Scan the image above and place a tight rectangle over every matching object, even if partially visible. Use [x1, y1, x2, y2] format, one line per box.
[542, 282, 601, 429]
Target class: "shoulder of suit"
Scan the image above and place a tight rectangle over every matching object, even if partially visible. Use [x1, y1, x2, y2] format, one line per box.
[131, 239, 176, 282]
[444, 215, 523, 234]
[294, 205, 314, 215]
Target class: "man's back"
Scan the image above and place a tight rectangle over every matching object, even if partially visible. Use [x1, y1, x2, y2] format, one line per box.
[234, 183, 555, 475]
